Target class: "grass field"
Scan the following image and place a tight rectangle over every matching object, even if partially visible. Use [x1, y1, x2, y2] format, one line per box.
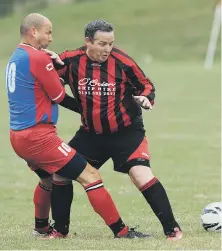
[0, 0, 221, 250]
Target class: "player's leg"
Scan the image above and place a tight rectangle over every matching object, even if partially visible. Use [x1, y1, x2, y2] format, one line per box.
[33, 127, 106, 237]
[50, 152, 148, 239]
[32, 168, 52, 236]
[10, 128, 53, 236]
[111, 129, 182, 240]
[47, 130, 108, 238]
[50, 173, 73, 238]
[129, 163, 182, 240]
[10, 125, 150, 239]
[66, 129, 151, 239]
[50, 129, 113, 237]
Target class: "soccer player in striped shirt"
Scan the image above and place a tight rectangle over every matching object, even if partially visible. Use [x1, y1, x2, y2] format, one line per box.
[46, 19, 183, 240]
[6, 14, 149, 239]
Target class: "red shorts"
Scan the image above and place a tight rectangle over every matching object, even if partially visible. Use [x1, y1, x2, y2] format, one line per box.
[10, 124, 76, 174]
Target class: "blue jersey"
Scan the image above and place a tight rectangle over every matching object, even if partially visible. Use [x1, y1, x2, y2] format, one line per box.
[6, 44, 65, 130]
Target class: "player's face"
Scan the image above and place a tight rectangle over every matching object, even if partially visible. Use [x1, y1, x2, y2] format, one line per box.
[86, 31, 114, 63]
[35, 20, 53, 49]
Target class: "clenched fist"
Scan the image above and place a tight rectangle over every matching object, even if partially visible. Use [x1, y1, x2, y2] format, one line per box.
[134, 96, 153, 110]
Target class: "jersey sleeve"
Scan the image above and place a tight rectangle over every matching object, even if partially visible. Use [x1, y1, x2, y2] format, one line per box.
[52, 50, 76, 79]
[55, 49, 85, 81]
[112, 48, 156, 104]
[32, 53, 65, 104]
[59, 93, 80, 113]
[54, 51, 69, 79]
[126, 62, 155, 104]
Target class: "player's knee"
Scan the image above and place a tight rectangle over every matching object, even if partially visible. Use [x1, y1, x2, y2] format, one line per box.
[129, 165, 154, 188]
[40, 175, 53, 189]
[76, 163, 101, 187]
[85, 163, 101, 180]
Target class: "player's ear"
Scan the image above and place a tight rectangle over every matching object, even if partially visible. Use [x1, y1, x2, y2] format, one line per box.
[85, 37, 93, 45]
[30, 26, 38, 38]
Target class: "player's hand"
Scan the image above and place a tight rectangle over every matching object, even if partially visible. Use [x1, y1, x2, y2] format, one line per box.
[42, 49, 64, 65]
[134, 96, 153, 110]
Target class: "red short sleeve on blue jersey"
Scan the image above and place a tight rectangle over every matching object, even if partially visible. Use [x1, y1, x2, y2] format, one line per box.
[30, 50, 65, 103]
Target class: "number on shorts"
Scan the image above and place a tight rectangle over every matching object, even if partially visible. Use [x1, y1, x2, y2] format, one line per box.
[58, 142, 72, 156]
[6, 62, 16, 93]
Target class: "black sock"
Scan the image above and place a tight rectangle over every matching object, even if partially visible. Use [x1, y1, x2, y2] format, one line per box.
[51, 181, 73, 235]
[140, 177, 179, 235]
[109, 218, 126, 235]
[35, 217, 49, 229]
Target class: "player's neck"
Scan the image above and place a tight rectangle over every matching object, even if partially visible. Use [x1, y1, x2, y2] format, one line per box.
[20, 38, 40, 50]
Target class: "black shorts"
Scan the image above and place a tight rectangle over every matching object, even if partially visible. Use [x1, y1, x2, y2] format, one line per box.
[68, 125, 150, 174]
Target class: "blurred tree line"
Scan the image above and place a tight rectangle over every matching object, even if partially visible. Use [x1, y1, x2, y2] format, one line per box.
[0, 0, 15, 16]
[0, 0, 97, 17]
[0, 0, 47, 17]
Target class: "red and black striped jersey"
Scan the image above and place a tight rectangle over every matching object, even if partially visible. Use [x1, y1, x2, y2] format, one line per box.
[56, 46, 155, 134]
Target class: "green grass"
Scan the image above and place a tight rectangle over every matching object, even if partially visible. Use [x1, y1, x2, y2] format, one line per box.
[0, 0, 221, 250]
